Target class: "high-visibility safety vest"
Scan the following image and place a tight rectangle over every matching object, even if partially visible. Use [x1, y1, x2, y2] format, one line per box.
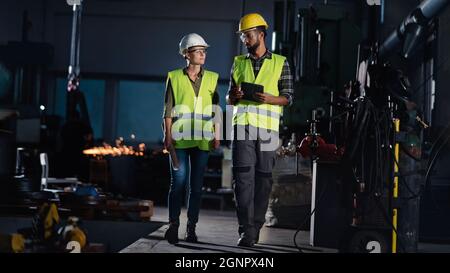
[232, 53, 285, 132]
[169, 69, 219, 151]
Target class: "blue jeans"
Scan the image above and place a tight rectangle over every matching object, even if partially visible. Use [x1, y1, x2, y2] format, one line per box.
[168, 147, 209, 225]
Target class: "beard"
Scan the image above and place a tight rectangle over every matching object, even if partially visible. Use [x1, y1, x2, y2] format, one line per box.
[246, 40, 260, 55]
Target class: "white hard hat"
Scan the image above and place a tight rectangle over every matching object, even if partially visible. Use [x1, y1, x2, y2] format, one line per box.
[179, 33, 209, 56]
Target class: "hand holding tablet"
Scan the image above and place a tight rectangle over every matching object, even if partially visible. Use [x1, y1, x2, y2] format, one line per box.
[241, 82, 264, 102]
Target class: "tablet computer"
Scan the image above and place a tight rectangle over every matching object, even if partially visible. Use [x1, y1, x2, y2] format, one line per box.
[241, 82, 264, 102]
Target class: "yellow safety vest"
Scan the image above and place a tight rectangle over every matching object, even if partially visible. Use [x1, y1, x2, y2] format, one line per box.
[232, 53, 285, 131]
[169, 69, 219, 151]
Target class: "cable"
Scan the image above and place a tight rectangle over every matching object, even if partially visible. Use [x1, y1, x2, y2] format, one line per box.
[400, 145, 421, 162]
[410, 53, 450, 96]
[373, 195, 407, 253]
[423, 132, 450, 212]
[392, 152, 423, 200]
[340, 95, 409, 253]
[428, 122, 450, 157]
[292, 161, 329, 253]
[384, 117, 423, 200]
[424, 131, 450, 189]
[305, 95, 410, 253]
[330, 109, 353, 121]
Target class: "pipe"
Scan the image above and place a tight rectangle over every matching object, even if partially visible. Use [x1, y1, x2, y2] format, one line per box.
[356, 44, 361, 80]
[329, 90, 334, 134]
[68, 0, 83, 81]
[76, 3, 83, 76]
[379, 0, 450, 59]
[316, 30, 321, 70]
[420, 0, 449, 18]
[300, 14, 305, 78]
[283, 0, 288, 42]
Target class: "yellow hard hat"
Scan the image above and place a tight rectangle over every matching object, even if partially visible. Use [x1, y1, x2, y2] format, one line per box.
[238, 13, 268, 33]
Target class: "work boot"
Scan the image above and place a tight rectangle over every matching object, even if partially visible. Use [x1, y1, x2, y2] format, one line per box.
[185, 224, 198, 243]
[240, 228, 260, 243]
[237, 233, 255, 247]
[164, 223, 179, 244]
[255, 228, 260, 244]
[238, 226, 244, 237]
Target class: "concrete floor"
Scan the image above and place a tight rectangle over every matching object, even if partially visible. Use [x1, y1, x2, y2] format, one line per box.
[120, 206, 336, 253]
[121, 206, 450, 253]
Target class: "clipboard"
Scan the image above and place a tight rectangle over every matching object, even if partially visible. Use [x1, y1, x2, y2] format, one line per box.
[241, 82, 264, 102]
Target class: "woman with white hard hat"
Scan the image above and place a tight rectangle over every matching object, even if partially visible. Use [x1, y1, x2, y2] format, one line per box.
[162, 33, 220, 244]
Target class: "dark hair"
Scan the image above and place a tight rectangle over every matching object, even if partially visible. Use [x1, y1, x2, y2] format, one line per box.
[256, 26, 267, 39]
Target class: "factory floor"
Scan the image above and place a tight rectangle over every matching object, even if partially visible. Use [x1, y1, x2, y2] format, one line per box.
[120, 206, 334, 253]
[120, 206, 450, 253]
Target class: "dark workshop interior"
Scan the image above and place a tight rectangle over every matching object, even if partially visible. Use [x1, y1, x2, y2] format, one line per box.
[0, 0, 450, 256]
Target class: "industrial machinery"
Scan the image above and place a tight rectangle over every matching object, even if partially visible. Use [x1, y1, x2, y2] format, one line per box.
[271, 0, 361, 236]
[276, 0, 450, 253]
[275, 2, 361, 141]
[340, 0, 450, 253]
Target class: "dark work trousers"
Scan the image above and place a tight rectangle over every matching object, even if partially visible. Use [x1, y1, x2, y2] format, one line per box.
[232, 125, 277, 240]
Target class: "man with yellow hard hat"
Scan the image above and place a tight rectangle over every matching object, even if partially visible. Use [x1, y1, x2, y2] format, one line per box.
[227, 13, 294, 247]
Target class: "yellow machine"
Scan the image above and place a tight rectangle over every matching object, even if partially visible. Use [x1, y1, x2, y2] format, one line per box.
[0, 233, 25, 253]
[58, 217, 87, 251]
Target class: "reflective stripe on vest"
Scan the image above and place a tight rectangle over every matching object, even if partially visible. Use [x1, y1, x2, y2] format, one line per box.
[235, 105, 281, 119]
[172, 113, 213, 122]
[232, 53, 285, 131]
[169, 68, 218, 151]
